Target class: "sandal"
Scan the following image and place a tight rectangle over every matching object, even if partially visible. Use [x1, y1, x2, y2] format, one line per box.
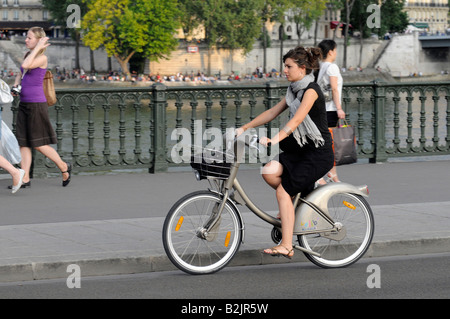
[62, 162, 72, 187]
[263, 245, 294, 259]
[327, 173, 340, 183]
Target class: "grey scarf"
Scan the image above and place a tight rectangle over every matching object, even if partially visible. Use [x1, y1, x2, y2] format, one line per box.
[285, 73, 324, 147]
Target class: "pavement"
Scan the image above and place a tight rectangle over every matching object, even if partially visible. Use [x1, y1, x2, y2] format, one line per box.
[0, 159, 449, 282]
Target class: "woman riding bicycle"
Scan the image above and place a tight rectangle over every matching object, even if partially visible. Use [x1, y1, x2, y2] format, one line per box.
[236, 46, 334, 259]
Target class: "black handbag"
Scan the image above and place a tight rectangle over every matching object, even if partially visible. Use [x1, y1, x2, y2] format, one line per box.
[330, 120, 357, 166]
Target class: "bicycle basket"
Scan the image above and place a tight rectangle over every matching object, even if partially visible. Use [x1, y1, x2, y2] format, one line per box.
[190, 149, 233, 180]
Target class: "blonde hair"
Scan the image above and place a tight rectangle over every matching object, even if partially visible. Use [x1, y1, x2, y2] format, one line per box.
[27, 26, 47, 57]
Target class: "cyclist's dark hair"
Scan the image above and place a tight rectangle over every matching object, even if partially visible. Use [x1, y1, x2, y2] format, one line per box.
[283, 46, 322, 75]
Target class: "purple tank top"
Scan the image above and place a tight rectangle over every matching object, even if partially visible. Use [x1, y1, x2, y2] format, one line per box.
[20, 67, 47, 103]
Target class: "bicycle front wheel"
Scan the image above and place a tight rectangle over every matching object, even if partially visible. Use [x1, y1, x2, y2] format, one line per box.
[298, 192, 374, 268]
[162, 191, 242, 275]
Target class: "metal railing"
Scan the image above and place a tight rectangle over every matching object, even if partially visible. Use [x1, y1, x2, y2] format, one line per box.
[5, 80, 450, 176]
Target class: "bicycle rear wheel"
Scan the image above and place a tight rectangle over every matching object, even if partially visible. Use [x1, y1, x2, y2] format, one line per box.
[162, 190, 242, 275]
[298, 192, 374, 268]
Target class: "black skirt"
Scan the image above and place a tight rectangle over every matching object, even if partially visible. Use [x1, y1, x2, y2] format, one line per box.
[15, 102, 57, 148]
[278, 134, 334, 197]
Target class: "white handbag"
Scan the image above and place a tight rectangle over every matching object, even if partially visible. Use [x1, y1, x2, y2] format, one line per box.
[0, 80, 13, 104]
[0, 120, 21, 164]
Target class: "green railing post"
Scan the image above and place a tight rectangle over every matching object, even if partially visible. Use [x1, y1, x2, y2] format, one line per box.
[150, 83, 168, 173]
[371, 80, 387, 163]
[264, 81, 280, 136]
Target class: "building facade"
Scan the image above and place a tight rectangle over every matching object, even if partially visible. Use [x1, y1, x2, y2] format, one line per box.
[404, 0, 449, 34]
[0, 0, 51, 38]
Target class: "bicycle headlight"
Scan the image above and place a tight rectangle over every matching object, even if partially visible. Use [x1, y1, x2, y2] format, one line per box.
[193, 170, 201, 181]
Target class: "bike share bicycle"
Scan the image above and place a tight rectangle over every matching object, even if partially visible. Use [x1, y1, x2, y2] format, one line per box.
[162, 134, 374, 275]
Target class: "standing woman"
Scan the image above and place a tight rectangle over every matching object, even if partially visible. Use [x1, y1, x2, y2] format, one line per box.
[237, 46, 334, 258]
[11, 27, 71, 188]
[317, 39, 345, 183]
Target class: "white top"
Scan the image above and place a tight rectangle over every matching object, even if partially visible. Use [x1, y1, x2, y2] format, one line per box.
[319, 62, 343, 112]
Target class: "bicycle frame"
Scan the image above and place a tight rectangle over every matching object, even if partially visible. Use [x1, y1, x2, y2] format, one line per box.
[202, 138, 369, 255]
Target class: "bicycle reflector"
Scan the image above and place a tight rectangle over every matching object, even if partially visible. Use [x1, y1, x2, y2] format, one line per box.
[343, 201, 356, 210]
[224, 231, 231, 247]
[175, 216, 184, 231]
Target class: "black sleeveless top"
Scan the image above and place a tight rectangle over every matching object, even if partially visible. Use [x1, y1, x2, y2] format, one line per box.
[280, 82, 332, 153]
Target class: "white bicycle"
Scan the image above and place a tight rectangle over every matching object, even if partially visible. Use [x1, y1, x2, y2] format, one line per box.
[162, 136, 374, 275]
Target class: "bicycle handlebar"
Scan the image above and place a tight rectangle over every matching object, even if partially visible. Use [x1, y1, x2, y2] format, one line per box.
[234, 134, 271, 150]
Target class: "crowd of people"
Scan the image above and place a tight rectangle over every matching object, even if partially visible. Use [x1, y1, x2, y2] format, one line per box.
[49, 67, 285, 85]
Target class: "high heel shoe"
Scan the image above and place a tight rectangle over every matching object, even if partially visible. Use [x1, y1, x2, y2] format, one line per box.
[11, 169, 25, 194]
[62, 162, 72, 187]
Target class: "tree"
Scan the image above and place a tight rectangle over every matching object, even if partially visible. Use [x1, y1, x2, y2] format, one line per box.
[179, 0, 262, 76]
[81, 0, 181, 75]
[220, 0, 263, 72]
[42, 0, 88, 70]
[349, 0, 409, 67]
[178, 0, 224, 75]
[350, 0, 373, 67]
[350, 0, 408, 39]
[258, 0, 290, 73]
[343, 0, 356, 69]
[377, 0, 409, 36]
[327, 0, 344, 41]
[289, 0, 327, 46]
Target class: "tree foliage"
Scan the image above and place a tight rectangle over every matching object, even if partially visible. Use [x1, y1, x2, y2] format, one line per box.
[220, 0, 263, 54]
[42, 0, 88, 69]
[349, 0, 409, 38]
[289, 0, 327, 45]
[258, 0, 290, 73]
[179, 0, 262, 53]
[178, 0, 263, 74]
[42, 0, 87, 28]
[81, 0, 181, 74]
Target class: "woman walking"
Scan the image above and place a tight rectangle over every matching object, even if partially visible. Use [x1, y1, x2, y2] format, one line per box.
[316, 39, 345, 184]
[11, 27, 71, 188]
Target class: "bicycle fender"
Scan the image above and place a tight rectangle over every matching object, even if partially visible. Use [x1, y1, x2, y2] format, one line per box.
[294, 183, 369, 233]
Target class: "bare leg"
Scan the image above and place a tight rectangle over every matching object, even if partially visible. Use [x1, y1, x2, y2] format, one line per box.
[263, 184, 295, 258]
[274, 183, 295, 252]
[261, 160, 283, 190]
[20, 146, 32, 183]
[0, 155, 22, 185]
[262, 161, 294, 257]
[35, 145, 69, 181]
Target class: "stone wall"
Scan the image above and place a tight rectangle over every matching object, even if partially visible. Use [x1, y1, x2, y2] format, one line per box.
[376, 32, 449, 77]
[1, 33, 448, 77]
[1, 37, 121, 73]
[149, 34, 449, 78]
